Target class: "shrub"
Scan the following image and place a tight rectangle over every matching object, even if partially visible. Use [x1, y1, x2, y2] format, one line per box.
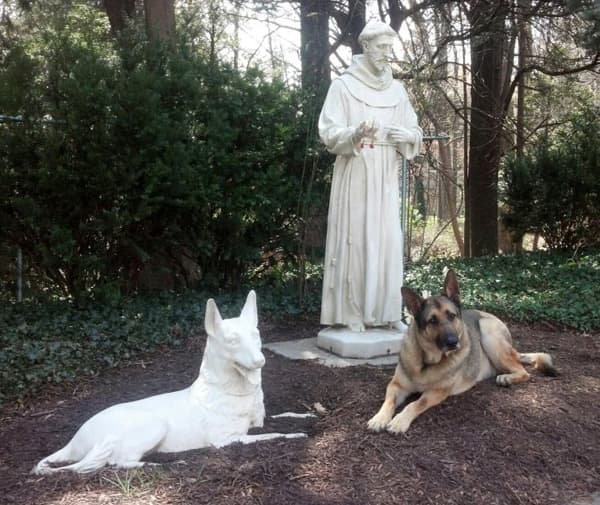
[404, 250, 600, 331]
[0, 3, 304, 299]
[502, 107, 600, 251]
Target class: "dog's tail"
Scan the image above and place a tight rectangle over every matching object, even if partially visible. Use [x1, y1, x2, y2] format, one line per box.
[519, 352, 558, 377]
[32, 440, 114, 475]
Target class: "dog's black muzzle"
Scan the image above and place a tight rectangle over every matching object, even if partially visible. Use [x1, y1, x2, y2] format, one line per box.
[444, 333, 459, 351]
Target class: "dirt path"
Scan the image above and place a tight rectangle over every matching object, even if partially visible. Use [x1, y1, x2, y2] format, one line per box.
[1, 317, 599, 505]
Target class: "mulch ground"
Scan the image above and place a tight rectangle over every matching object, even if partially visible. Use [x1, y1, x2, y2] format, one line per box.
[1, 315, 599, 505]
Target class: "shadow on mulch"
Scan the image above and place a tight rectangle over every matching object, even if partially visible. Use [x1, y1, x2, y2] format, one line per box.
[0, 317, 599, 505]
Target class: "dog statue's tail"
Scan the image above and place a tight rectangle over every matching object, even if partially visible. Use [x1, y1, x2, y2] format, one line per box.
[519, 352, 558, 377]
[32, 440, 114, 475]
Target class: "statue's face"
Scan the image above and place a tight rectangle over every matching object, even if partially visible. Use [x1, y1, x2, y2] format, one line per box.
[363, 34, 394, 74]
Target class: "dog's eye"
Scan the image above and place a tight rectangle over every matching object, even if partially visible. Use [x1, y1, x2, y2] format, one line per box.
[428, 316, 439, 326]
[447, 312, 456, 321]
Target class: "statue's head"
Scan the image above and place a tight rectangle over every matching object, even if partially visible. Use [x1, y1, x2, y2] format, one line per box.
[358, 20, 396, 75]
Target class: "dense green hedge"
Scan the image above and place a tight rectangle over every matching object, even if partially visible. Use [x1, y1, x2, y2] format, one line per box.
[0, 4, 327, 300]
[1, 250, 598, 407]
[502, 107, 600, 251]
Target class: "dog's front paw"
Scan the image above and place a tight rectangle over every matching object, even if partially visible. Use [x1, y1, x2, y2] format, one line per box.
[367, 412, 391, 432]
[495, 374, 513, 387]
[386, 413, 411, 434]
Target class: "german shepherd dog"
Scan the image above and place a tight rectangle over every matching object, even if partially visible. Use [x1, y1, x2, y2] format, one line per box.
[367, 270, 557, 434]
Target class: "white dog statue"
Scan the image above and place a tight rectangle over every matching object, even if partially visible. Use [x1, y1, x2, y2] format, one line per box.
[32, 291, 304, 474]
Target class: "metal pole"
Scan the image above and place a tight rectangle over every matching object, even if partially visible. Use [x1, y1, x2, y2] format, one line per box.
[2, 113, 62, 302]
[400, 157, 409, 259]
[0, 114, 64, 124]
[17, 248, 23, 302]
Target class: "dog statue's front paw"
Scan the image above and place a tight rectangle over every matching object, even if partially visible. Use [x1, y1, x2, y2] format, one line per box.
[367, 412, 391, 432]
[386, 413, 411, 434]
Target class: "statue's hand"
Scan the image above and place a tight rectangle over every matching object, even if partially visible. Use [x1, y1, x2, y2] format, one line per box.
[352, 120, 379, 144]
[388, 125, 417, 145]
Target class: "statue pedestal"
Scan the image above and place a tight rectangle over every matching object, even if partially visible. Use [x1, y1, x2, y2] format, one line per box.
[317, 325, 406, 359]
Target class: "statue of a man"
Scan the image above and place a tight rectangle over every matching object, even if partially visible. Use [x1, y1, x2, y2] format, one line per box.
[319, 20, 422, 333]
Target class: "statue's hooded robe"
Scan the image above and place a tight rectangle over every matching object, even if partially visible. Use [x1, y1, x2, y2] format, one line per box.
[319, 54, 422, 329]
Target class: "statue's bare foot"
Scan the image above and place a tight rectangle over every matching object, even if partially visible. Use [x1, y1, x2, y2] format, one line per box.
[389, 320, 407, 332]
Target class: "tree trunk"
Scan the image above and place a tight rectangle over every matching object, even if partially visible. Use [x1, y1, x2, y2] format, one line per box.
[465, 0, 510, 257]
[516, 0, 531, 158]
[432, 9, 454, 222]
[329, 0, 366, 55]
[297, 0, 331, 302]
[436, 141, 456, 219]
[104, 0, 137, 33]
[380, 0, 407, 32]
[347, 0, 367, 55]
[300, 0, 331, 104]
[233, 0, 241, 71]
[144, 0, 175, 42]
[437, 136, 464, 255]
[207, 0, 220, 66]
[460, 7, 471, 257]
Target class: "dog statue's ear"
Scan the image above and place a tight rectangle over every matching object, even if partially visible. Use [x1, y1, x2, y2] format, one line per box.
[204, 298, 224, 337]
[443, 270, 461, 306]
[240, 290, 258, 328]
[401, 286, 424, 316]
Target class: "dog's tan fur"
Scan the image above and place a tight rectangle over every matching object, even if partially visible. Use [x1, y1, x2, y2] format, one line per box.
[367, 270, 557, 434]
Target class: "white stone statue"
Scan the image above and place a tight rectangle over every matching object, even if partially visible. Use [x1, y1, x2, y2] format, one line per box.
[318, 20, 422, 337]
[32, 291, 304, 474]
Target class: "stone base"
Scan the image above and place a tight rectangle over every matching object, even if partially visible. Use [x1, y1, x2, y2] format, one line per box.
[316, 325, 406, 359]
[263, 338, 398, 368]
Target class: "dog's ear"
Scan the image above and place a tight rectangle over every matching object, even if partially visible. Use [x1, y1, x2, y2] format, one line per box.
[401, 286, 424, 316]
[240, 290, 258, 327]
[204, 298, 224, 337]
[443, 270, 461, 306]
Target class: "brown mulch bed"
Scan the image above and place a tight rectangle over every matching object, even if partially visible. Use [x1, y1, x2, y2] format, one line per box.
[1, 316, 599, 505]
